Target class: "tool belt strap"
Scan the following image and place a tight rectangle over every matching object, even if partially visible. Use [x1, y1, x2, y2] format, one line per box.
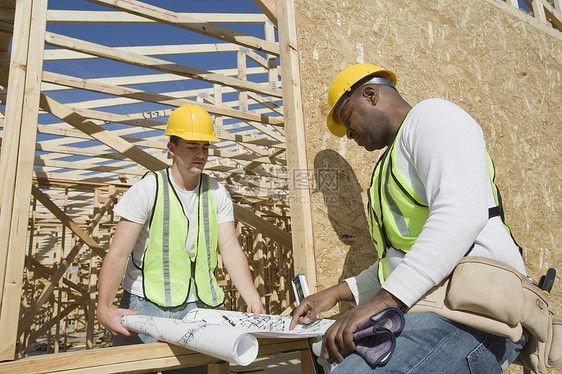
[408, 256, 561, 374]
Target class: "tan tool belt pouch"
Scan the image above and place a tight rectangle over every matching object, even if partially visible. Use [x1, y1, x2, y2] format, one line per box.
[408, 256, 561, 374]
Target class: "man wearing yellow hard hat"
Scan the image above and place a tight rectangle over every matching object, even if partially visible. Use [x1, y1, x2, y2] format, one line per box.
[98, 105, 263, 365]
[291, 64, 538, 373]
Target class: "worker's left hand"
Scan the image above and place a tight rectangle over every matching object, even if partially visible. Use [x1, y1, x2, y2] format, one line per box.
[322, 290, 403, 363]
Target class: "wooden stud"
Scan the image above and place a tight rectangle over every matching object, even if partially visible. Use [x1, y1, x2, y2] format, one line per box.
[237, 50, 249, 114]
[277, 0, 317, 292]
[532, 0, 548, 23]
[0, 0, 48, 361]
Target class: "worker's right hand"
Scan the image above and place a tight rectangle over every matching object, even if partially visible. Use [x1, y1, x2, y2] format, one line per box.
[96, 306, 138, 337]
[289, 288, 338, 330]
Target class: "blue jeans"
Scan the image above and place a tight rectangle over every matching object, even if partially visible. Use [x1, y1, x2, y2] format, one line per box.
[331, 312, 527, 374]
[114, 291, 207, 374]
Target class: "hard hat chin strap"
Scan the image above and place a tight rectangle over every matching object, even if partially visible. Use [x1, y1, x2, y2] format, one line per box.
[334, 76, 397, 121]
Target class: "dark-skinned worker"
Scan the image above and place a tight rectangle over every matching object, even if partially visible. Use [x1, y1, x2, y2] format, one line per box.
[290, 64, 531, 374]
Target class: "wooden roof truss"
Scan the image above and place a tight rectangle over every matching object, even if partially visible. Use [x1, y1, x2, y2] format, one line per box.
[0, 0, 316, 366]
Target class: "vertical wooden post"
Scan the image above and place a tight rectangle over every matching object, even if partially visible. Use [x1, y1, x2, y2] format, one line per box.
[237, 49, 248, 114]
[87, 253, 97, 349]
[532, 0, 547, 23]
[253, 232, 266, 310]
[0, 0, 48, 361]
[87, 188, 102, 349]
[277, 0, 317, 292]
[264, 20, 280, 92]
[213, 84, 223, 137]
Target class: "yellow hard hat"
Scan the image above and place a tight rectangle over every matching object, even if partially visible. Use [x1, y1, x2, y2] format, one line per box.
[326, 64, 397, 137]
[165, 104, 219, 142]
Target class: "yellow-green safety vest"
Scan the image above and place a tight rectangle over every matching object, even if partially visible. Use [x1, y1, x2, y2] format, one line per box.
[141, 169, 224, 308]
[368, 122, 519, 285]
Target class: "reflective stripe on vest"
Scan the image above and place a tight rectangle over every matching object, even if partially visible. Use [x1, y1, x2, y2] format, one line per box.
[194, 173, 224, 307]
[142, 169, 224, 307]
[368, 124, 517, 284]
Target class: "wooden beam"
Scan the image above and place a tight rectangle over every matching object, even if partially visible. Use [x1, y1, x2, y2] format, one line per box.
[29, 257, 87, 295]
[44, 31, 281, 98]
[25, 300, 86, 348]
[30, 184, 114, 260]
[233, 205, 292, 249]
[45, 10, 269, 24]
[277, 0, 317, 292]
[0, 0, 47, 361]
[33, 157, 149, 177]
[252, 0, 278, 26]
[38, 94, 168, 171]
[37, 70, 265, 92]
[41, 71, 284, 126]
[17, 185, 117, 337]
[32, 132, 283, 168]
[42, 43, 242, 61]
[87, 0, 280, 55]
[0, 339, 309, 373]
[540, 0, 562, 30]
[0, 10, 270, 24]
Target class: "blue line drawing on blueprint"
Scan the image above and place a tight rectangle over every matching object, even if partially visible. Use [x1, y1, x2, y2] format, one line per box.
[183, 308, 334, 338]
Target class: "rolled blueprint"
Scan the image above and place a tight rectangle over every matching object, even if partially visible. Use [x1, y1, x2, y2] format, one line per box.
[122, 309, 334, 366]
[121, 314, 258, 366]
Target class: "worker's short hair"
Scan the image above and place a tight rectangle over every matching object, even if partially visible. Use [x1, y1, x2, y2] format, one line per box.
[169, 135, 180, 145]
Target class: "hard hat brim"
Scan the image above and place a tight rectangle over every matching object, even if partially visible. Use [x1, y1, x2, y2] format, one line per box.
[326, 105, 347, 138]
[165, 130, 220, 143]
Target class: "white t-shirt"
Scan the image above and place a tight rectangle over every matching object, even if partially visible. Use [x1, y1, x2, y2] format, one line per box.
[114, 169, 234, 302]
[345, 98, 526, 307]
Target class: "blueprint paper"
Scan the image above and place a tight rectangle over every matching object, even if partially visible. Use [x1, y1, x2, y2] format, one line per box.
[121, 309, 334, 366]
[121, 314, 258, 365]
[182, 308, 335, 338]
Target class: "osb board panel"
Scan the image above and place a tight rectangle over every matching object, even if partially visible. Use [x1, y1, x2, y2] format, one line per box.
[294, 0, 561, 334]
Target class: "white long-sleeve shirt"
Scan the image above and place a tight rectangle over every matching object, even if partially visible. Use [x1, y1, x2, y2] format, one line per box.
[345, 98, 526, 307]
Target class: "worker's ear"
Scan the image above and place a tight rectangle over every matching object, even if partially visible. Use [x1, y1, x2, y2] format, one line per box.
[167, 141, 176, 157]
[362, 86, 378, 106]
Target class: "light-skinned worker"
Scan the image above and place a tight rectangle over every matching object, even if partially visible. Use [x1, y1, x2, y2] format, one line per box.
[290, 64, 529, 373]
[97, 104, 263, 350]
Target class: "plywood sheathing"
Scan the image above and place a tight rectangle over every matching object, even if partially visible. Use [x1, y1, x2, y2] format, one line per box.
[294, 0, 561, 330]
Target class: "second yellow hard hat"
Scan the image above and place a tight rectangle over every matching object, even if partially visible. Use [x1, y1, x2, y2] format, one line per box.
[326, 64, 397, 137]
